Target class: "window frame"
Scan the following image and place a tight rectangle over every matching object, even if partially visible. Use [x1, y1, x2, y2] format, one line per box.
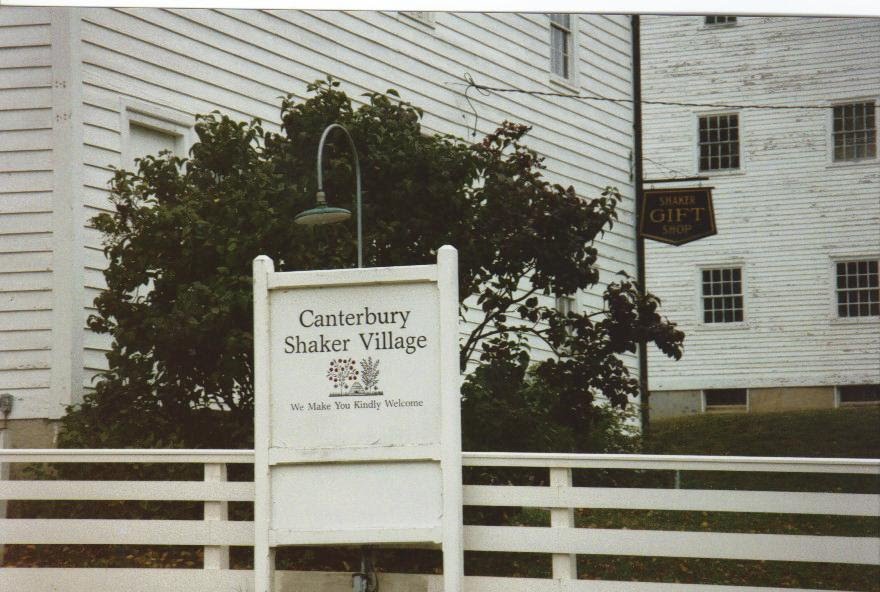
[548, 13, 578, 89]
[835, 384, 880, 407]
[702, 388, 749, 412]
[699, 265, 746, 325]
[555, 295, 576, 316]
[120, 98, 193, 170]
[828, 99, 877, 164]
[832, 257, 880, 319]
[703, 16, 739, 27]
[695, 111, 742, 174]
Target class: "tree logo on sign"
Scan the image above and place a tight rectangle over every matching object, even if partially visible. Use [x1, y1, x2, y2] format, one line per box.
[327, 357, 383, 397]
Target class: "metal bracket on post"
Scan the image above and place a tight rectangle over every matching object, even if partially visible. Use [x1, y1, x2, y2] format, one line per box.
[351, 546, 378, 592]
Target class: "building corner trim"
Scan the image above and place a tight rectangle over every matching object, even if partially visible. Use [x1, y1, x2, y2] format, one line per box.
[49, 8, 86, 418]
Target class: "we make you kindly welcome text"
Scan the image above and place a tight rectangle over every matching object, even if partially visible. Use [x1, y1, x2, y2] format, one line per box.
[283, 306, 429, 355]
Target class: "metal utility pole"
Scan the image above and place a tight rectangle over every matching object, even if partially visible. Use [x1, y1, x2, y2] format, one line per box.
[631, 14, 651, 433]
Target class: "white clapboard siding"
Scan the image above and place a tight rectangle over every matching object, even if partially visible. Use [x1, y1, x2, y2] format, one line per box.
[26, 8, 636, 414]
[0, 191, 51, 216]
[641, 16, 880, 391]
[0, 290, 52, 313]
[0, 6, 55, 419]
[0, 212, 51, 236]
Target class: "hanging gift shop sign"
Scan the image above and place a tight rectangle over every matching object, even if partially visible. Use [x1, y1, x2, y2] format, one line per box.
[640, 187, 717, 246]
[251, 246, 463, 592]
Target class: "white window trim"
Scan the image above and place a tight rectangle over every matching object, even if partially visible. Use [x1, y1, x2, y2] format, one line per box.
[695, 261, 749, 328]
[702, 388, 749, 412]
[120, 98, 194, 170]
[555, 294, 576, 315]
[825, 97, 878, 168]
[694, 110, 745, 176]
[548, 13, 579, 91]
[828, 254, 880, 323]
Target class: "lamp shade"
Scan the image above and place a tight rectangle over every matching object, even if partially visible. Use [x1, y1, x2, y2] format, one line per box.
[294, 204, 352, 226]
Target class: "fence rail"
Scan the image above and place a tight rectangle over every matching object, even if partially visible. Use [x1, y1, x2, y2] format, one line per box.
[1, 449, 878, 591]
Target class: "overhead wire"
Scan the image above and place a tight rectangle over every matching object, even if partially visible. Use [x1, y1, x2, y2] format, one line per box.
[459, 72, 835, 180]
[461, 73, 836, 112]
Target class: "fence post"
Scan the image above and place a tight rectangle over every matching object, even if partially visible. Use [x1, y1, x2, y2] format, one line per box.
[550, 466, 577, 581]
[203, 462, 229, 569]
[0, 429, 8, 565]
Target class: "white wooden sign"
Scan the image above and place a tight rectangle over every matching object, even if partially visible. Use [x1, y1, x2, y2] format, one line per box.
[252, 246, 462, 592]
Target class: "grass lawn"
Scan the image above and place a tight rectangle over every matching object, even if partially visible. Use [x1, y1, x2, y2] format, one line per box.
[642, 405, 880, 458]
[569, 406, 880, 591]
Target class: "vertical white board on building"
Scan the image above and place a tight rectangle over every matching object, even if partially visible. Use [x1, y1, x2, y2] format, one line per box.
[252, 246, 462, 592]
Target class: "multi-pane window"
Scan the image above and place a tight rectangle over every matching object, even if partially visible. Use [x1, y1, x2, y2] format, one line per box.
[705, 388, 747, 408]
[699, 114, 740, 171]
[833, 102, 876, 161]
[702, 267, 743, 323]
[705, 16, 737, 26]
[839, 384, 880, 404]
[836, 260, 879, 317]
[549, 14, 572, 79]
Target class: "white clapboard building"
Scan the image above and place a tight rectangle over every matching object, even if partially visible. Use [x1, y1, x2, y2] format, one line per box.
[0, 8, 638, 446]
[641, 16, 880, 419]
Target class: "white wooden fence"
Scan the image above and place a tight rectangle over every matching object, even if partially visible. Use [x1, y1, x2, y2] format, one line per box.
[0, 449, 878, 591]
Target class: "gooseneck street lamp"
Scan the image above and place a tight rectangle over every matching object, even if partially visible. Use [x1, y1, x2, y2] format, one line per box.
[293, 123, 364, 268]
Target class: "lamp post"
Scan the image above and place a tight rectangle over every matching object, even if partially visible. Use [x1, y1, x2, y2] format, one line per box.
[294, 123, 364, 268]
[293, 124, 377, 591]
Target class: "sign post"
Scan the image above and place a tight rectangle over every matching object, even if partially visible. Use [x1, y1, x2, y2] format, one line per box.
[253, 246, 462, 592]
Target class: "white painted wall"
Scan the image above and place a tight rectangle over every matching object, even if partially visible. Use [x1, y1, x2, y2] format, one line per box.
[3, 9, 637, 419]
[0, 7, 55, 419]
[641, 16, 880, 392]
